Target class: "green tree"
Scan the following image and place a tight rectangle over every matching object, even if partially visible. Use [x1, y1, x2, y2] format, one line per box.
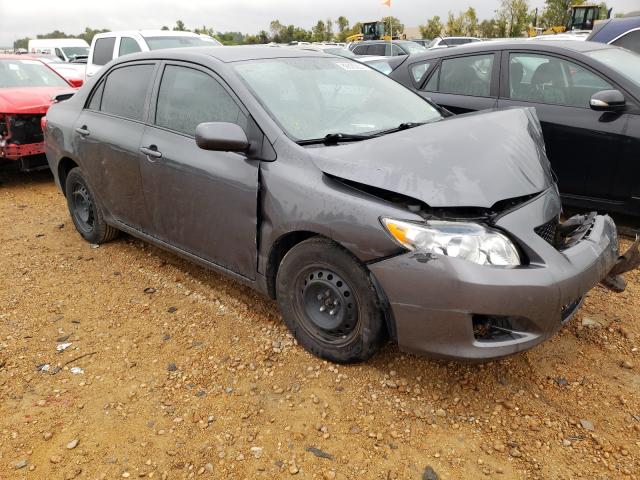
[419, 16, 443, 39]
[540, 0, 579, 28]
[478, 19, 498, 38]
[498, 0, 530, 37]
[13, 37, 30, 50]
[161, 26, 170, 31]
[269, 20, 284, 43]
[445, 12, 465, 36]
[312, 20, 326, 42]
[464, 7, 479, 36]
[76, 27, 110, 44]
[324, 19, 334, 41]
[173, 20, 188, 31]
[336, 16, 350, 41]
[381, 16, 404, 36]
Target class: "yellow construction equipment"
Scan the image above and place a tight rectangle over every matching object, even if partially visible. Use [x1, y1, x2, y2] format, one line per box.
[528, 3, 612, 37]
[346, 21, 396, 43]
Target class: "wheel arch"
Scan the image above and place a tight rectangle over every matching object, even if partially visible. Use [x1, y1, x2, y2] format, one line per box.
[57, 157, 79, 196]
[265, 230, 396, 341]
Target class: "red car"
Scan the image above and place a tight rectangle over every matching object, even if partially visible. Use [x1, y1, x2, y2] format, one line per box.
[1, 55, 81, 171]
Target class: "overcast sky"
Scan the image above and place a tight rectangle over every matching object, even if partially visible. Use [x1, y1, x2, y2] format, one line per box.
[0, 0, 637, 46]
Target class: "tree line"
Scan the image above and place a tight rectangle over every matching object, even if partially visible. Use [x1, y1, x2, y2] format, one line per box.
[13, 0, 622, 49]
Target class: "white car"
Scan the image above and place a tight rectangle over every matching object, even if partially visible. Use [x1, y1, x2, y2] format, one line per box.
[86, 30, 222, 77]
[30, 55, 86, 84]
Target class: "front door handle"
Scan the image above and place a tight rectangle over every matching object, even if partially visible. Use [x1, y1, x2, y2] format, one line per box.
[75, 126, 90, 137]
[140, 145, 162, 159]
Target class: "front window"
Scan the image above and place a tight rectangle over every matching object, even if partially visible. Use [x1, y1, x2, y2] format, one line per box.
[509, 53, 614, 107]
[61, 46, 89, 60]
[0, 59, 69, 88]
[143, 35, 221, 50]
[233, 57, 441, 142]
[586, 47, 640, 87]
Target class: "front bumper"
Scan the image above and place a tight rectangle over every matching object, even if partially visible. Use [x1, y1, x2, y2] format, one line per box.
[369, 189, 619, 361]
[0, 141, 45, 160]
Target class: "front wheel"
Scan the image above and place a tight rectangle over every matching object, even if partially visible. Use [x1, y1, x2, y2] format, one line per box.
[276, 237, 387, 363]
[65, 167, 118, 244]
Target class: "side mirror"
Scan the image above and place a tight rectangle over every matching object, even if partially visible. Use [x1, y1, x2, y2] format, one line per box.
[195, 122, 249, 152]
[68, 77, 84, 88]
[590, 90, 625, 111]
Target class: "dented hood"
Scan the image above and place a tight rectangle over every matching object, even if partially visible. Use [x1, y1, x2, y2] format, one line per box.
[0, 86, 70, 114]
[310, 108, 554, 208]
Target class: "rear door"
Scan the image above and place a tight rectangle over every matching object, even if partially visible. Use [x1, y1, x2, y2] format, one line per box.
[498, 51, 629, 203]
[74, 62, 157, 232]
[139, 62, 260, 279]
[419, 52, 499, 113]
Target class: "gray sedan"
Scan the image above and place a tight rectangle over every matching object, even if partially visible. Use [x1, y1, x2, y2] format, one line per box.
[44, 47, 631, 363]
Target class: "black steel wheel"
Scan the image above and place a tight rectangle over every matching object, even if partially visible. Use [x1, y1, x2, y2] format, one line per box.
[276, 237, 387, 363]
[64, 167, 119, 244]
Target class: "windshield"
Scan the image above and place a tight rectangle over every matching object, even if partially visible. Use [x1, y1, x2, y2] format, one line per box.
[143, 35, 222, 50]
[402, 42, 427, 54]
[0, 59, 69, 88]
[233, 57, 441, 142]
[61, 46, 89, 59]
[586, 47, 640, 87]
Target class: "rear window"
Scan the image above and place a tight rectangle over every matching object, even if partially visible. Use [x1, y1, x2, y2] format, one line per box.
[100, 64, 154, 121]
[92, 37, 116, 66]
[611, 29, 640, 55]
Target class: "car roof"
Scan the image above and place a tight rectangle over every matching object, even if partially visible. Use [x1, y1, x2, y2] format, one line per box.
[95, 30, 203, 38]
[588, 16, 640, 42]
[360, 40, 417, 45]
[120, 45, 333, 63]
[404, 39, 613, 61]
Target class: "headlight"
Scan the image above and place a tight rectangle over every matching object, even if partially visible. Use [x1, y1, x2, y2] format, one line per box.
[381, 218, 521, 267]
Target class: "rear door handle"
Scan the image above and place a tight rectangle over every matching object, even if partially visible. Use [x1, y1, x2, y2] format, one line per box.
[140, 145, 162, 159]
[75, 126, 90, 137]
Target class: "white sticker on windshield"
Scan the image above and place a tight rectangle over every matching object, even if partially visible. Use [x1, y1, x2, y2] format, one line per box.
[18, 60, 42, 65]
[336, 62, 370, 71]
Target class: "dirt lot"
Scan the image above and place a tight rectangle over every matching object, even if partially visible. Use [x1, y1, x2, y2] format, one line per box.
[0, 167, 638, 480]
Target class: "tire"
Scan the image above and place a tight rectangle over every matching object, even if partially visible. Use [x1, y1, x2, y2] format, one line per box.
[276, 237, 387, 363]
[64, 167, 118, 244]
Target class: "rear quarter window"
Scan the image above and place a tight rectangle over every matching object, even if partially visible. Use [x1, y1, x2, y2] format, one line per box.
[92, 37, 116, 66]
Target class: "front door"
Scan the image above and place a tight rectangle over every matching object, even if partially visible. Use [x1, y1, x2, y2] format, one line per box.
[499, 51, 629, 202]
[139, 63, 260, 279]
[74, 62, 156, 232]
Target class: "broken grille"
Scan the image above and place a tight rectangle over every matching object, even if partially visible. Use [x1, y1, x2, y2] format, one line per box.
[534, 219, 558, 246]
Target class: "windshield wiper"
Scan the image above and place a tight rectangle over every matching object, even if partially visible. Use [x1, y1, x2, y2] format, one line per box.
[297, 132, 375, 146]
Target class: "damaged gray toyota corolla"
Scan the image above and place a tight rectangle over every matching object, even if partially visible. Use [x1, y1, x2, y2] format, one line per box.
[44, 47, 639, 363]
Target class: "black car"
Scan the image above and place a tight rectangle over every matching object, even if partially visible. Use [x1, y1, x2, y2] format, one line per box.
[43, 47, 629, 363]
[350, 40, 426, 57]
[386, 40, 640, 216]
[587, 14, 640, 54]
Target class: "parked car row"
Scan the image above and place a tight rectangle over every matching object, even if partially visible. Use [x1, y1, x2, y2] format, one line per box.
[41, 45, 639, 365]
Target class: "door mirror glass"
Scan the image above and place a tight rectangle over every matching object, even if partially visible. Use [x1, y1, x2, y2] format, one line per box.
[590, 89, 626, 111]
[195, 122, 249, 152]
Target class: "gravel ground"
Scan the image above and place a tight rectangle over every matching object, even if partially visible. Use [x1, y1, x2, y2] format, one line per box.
[0, 167, 639, 480]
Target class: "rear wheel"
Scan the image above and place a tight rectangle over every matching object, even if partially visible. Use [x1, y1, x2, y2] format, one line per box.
[276, 237, 386, 363]
[65, 167, 118, 244]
